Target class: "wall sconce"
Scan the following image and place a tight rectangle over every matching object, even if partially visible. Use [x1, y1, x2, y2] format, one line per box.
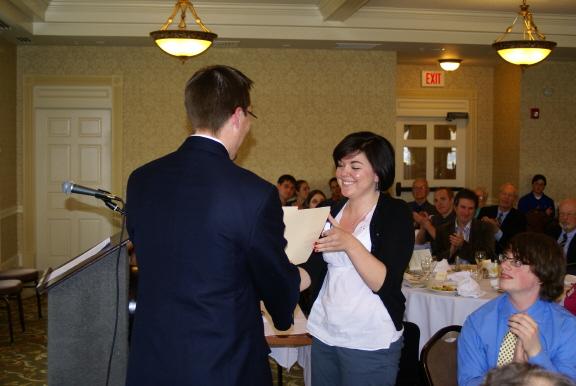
[150, 0, 217, 61]
[438, 59, 462, 71]
[492, 0, 556, 66]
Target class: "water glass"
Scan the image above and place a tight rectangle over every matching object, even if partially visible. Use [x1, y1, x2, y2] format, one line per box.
[474, 250, 488, 278]
[421, 255, 433, 274]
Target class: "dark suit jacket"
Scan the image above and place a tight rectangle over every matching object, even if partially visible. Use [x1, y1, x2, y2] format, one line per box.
[548, 225, 576, 275]
[125, 136, 300, 386]
[433, 219, 495, 264]
[301, 194, 414, 331]
[478, 206, 527, 254]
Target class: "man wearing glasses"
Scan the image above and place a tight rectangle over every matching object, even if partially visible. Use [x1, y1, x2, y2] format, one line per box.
[125, 65, 301, 386]
[547, 198, 576, 275]
[457, 232, 576, 386]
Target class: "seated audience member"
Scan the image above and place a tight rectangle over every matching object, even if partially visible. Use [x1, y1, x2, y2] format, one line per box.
[303, 189, 326, 209]
[276, 174, 296, 206]
[565, 284, 576, 317]
[321, 177, 343, 207]
[546, 198, 576, 275]
[518, 174, 555, 233]
[409, 178, 438, 228]
[458, 232, 576, 386]
[292, 179, 310, 209]
[433, 188, 494, 264]
[481, 363, 576, 386]
[479, 183, 527, 255]
[415, 187, 455, 244]
[474, 186, 489, 218]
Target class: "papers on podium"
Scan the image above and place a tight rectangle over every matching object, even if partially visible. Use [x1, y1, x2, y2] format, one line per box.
[282, 206, 330, 265]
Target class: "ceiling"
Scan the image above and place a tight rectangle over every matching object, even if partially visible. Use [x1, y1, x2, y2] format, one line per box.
[1, 0, 576, 66]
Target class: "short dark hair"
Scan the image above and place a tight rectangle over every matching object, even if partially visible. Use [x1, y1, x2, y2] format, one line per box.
[454, 188, 478, 209]
[332, 131, 395, 192]
[481, 362, 575, 386]
[295, 180, 308, 192]
[277, 174, 296, 185]
[508, 232, 565, 301]
[436, 187, 454, 199]
[328, 177, 338, 185]
[184, 65, 253, 134]
[303, 190, 326, 209]
[532, 174, 547, 185]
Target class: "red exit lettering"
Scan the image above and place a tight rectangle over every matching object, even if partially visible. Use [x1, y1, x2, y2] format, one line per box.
[421, 71, 445, 87]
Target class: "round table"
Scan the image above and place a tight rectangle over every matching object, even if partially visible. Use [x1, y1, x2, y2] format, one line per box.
[402, 278, 501, 352]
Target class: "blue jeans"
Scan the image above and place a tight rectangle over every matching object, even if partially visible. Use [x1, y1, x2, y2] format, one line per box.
[311, 336, 404, 386]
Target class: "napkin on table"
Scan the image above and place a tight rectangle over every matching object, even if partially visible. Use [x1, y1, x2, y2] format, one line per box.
[433, 259, 450, 273]
[447, 271, 485, 298]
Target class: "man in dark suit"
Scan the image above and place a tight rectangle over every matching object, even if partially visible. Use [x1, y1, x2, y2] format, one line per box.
[478, 183, 527, 255]
[433, 189, 495, 264]
[547, 198, 576, 275]
[125, 65, 301, 386]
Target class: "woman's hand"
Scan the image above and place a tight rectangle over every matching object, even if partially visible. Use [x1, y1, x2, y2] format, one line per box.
[313, 215, 362, 254]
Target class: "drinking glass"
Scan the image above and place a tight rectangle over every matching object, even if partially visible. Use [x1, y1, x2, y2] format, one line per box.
[474, 250, 488, 278]
[421, 255, 433, 277]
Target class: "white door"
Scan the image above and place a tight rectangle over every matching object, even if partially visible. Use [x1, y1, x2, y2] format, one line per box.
[35, 108, 113, 270]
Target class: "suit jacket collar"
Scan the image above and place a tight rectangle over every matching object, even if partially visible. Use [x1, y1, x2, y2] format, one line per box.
[179, 135, 229, 159]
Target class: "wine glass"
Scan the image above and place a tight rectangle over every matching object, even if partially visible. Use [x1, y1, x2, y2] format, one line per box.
[421, 255, 433, 278]
[474, 250, 487, 279]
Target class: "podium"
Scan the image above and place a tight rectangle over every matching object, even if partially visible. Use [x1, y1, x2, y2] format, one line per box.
[38, 233, 130, 386]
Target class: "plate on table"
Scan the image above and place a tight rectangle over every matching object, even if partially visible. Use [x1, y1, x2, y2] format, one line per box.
[427, 282, 457, 295]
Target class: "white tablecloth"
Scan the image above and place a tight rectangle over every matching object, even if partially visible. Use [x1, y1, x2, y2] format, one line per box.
[263, 304, 311, 386]
[402, 279, 501, 352]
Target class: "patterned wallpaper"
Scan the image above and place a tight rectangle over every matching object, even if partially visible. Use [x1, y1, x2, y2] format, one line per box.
[17, 46, 397, 196]
[0, 38, 18, 264]
[519, 61, 576, 203]
[493, 63, 522, 197]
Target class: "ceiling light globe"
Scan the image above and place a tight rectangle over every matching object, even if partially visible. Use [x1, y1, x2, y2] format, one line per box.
[438, 59, 462, 71]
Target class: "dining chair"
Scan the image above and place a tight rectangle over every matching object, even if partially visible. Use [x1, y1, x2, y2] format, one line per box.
[0, 279, 24, 343]
[395, 321, 422, 386]
[420, 325, 462, 386]
[0, 267, 42, 319]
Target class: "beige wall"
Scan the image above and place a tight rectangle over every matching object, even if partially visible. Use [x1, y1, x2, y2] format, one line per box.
[397, 64, 494, 197]
[0, 38, 18, 266]
[17, 46, 397, 196]
[493, 63, 522, 197]
[519, 61, 576, 203]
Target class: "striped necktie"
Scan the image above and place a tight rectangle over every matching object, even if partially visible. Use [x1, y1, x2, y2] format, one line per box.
[497, 330, 518, 366]
[560, 232, 568, 248]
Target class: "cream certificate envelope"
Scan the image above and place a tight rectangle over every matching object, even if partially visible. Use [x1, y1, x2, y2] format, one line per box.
[282, 206, 330, 265]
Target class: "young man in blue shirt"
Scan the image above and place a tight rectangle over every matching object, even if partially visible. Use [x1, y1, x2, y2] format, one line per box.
[457, 232, 576, 386]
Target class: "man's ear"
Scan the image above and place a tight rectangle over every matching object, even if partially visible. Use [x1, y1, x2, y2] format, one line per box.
[231, 107, 243, 129]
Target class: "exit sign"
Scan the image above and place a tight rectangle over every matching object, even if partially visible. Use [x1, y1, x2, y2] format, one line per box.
[421, 71, 445, 87]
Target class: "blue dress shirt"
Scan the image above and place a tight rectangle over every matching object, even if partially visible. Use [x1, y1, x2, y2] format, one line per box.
[457, 294, 576, 386]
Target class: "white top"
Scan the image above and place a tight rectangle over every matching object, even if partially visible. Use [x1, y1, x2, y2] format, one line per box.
[307, 203, 402, 350]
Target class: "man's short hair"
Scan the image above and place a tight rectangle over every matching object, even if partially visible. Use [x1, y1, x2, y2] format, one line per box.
[482, 362, 574, 386]
[184, 65, 253, 134]
[532, 174, 547, 185]
[277, 174, 296, 185]
[508, 232, 565, 301]
[435, 187, 454, 199]
[454, 188, 479, 209]
[332, 131, 395, 193]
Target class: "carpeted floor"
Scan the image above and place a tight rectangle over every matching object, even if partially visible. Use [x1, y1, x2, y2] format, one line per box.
[0, 295, 303, 385]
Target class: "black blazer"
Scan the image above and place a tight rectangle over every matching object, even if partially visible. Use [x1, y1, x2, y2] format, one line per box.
[301, 193, 414, 331]
[125, 136, 300, 386]
[548, 225, 576, 275]
[433, 219, 495, 264]
[478, 206, 527, 254]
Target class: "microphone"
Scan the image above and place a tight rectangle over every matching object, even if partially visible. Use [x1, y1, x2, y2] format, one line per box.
[62, 181, 123, 203]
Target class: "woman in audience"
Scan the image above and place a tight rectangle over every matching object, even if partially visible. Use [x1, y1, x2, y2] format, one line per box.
[292, 179, 310, 208]
[303, 189, 326, 209]
[299, 131, 414, 386]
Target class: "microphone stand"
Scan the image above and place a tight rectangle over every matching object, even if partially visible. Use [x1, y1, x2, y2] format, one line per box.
[100, 197, 126, 216]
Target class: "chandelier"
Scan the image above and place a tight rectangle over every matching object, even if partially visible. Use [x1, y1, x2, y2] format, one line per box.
[492, 0, 556, 66]
[150, 0, 218, 61]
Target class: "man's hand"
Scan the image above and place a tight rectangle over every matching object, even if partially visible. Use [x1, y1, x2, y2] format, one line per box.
[509, 313, 542, 359]
[449, 232, 465, 249]
[481, 216, 500, 234]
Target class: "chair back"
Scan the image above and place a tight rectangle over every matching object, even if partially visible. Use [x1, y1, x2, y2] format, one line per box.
[395, 321, 421, 386]
[420, 325, 461, 386]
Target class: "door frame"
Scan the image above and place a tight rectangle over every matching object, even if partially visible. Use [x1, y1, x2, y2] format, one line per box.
[22, 75, 123, 267]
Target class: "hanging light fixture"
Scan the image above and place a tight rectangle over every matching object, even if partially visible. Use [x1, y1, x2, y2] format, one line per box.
[492, 0, 556, 66]
[438, 59, 462, 71]
[150, 0, 217, 61]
